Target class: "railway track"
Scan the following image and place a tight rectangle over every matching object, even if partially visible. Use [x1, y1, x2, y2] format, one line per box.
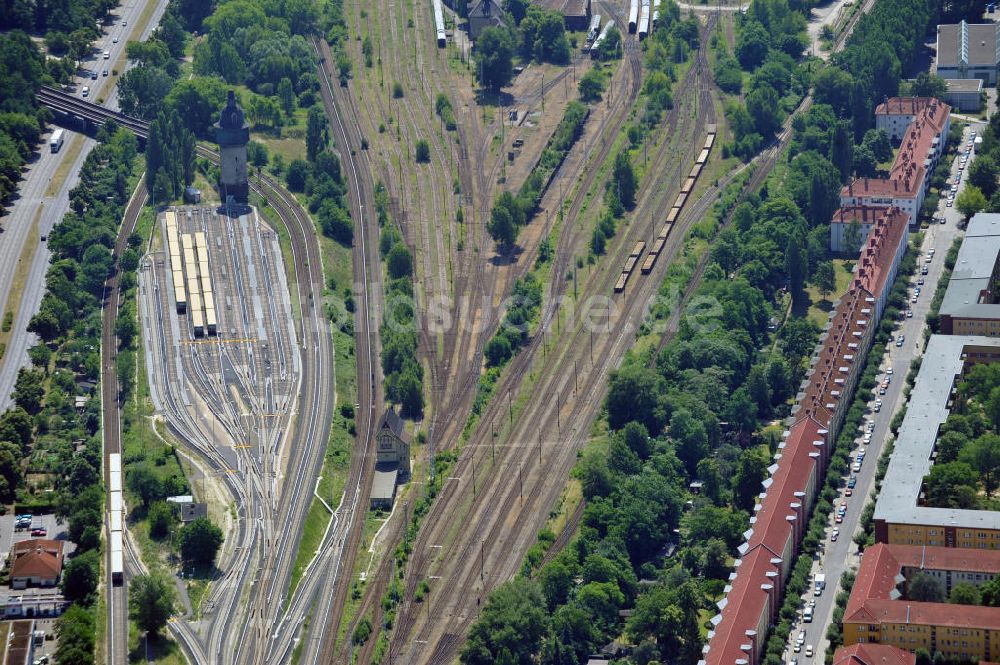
[382, 15, 734, 664]
[100, 171, 147, 665]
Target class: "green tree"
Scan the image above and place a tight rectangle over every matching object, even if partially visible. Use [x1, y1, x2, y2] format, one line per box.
[959, 433, 1000, 496]
[286, 159, 309, 192]
[733, 447, 768, 511]
[746, 84, 781, 136]
[476, 27, 515, 92]
[488, 203, 517, 250]
[949, 581, 982, 605]
[785, 234, 807, 306]
[129, 573, 176, 637]
[968, 156, 998, 199]
[386, 243, 413, 279]
[909, 72, 947, 100]
[923, 462, 979, 509]
[813, 260, 836, 300]
[982, 575, 1000, 606]
[147, 501, 175, 540]
[415, 139, 430, 163]
[830, 121, 854, 182]
[957, 185, 987, 220]
[539, 560, 573, 610]
[55, 604, 96, 665]
[12, 367, 44, 414]
[61, 550, 100, 603]
[907, 572, 946, 602]
[612, 150, 636, 209]
[460, 577, 548, 665]
[247, 140, 269, 169]
[578, 70, 604, 102]
[277, 77, 295, 116]
[179, 516, 224, 568]
[127, 464, 164, 510]
[862, 128, 892, 163]
[735, 20, 770, 69]
[306, 105, 328, 162]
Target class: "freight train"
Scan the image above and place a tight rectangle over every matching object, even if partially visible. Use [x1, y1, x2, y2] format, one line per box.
[614, 126, 717, 293]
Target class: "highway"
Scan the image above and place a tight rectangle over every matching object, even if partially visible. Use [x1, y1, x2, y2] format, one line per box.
[0, 0, 168, 411]
[783, 121, 979, 664]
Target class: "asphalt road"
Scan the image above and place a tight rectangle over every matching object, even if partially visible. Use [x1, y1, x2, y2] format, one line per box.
[0, 0, 168, 410]
[781, 120, 980, 664]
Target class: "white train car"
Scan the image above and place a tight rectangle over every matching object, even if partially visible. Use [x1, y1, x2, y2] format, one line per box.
[587, 14, 602, 42]
[652, 0, 661, 28]
[638, 0, 650, 38]
[628, 0, 639, 33]
[591, 20, 614, 59]
[433, 0, 446, 47]
[109, 530, 124, 584]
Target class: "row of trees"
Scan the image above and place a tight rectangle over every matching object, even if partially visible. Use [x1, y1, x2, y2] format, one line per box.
[375, 184, 423, 417]
[8, 125, 143, 664]
[0, 32, 53, 206]
[487, 102, 589, 249]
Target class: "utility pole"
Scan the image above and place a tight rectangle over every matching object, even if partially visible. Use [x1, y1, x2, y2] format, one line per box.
[519, 465, 523, 505]
[507, 387, 512, 423]
[480, 539, 485, 580]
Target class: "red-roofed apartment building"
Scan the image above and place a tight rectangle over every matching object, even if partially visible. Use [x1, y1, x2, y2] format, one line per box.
[834, 643, 916, 665]
[840, 98, 950, 227]
[701, 205, 910, 665]
[843, 543, 1000, 662]
[10, 539, 63, 589]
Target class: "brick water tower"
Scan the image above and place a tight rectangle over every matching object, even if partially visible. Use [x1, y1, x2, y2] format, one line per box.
[215, 90, 249, 204]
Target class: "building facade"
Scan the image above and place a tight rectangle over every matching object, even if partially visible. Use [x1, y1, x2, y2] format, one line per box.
[843, 544, 1000, 662]
[841, 99, 951, 226]
[939, 213, 1000, 336]
[874, 335, 1000, 548]
[701, 205, 909, 665]
[215, 90, 250, 204]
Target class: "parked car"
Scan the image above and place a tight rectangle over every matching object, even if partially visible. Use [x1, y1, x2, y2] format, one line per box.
[831, 528, 840, 541]
[845, 487, 853, 496]
[31, 528, 46, 537]
[806, 645, 814, 658]
[835, 514, 844, 523]
[852, 462, 862, 472]
[907, 309, 913, 317]
[848, 475, 857, 488]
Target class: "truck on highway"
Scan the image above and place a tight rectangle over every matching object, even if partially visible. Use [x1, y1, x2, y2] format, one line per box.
[814, 573, 826, 596]
[49, 129, 64, 153]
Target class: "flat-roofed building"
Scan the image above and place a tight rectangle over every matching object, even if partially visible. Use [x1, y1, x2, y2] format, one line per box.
[874, 335, 1000, 548]
[843, 543, 1000, 662]
[940, 213, 1000, 336]
[935, 21, 1000, 86]
[943, 78, 984, 112]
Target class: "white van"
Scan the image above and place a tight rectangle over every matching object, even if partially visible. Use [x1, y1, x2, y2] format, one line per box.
[103, 50, 110, 59]
[803, 606, 813, 622]
[81, 86, 90, 97]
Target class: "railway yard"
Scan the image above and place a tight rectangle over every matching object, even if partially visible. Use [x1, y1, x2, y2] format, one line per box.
[11, 0, 901, 659]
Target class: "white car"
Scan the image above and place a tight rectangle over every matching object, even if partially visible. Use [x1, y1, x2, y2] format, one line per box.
[947, 200, 954, 207]
[852, 462, 862, 472]
[887, 367, 893, 374]
[806, 645, 814, 658]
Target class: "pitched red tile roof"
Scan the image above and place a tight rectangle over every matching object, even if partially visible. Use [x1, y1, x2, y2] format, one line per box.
[842, 100, 950, 200]
[831, 206, 895, 226]
[10, 539, 63, 581]
[852, 207, 909, 297]
[834, 644, 916, 665]
[845, 543, 1000, 631]
[875, 97, 936, 117]
[704, 201, 909, 665]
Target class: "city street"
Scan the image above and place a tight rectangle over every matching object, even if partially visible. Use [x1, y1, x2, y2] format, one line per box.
[780, 119, 981, 663]
[0, 0, 168, 409]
